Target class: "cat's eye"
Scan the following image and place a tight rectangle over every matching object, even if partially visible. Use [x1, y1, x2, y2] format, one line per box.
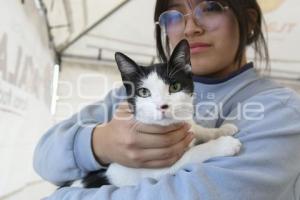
[137, 88, 151, 98]
[169, 82, 182, 93]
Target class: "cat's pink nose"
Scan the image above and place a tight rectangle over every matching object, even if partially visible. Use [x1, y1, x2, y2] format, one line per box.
[160, 104, 169, 110]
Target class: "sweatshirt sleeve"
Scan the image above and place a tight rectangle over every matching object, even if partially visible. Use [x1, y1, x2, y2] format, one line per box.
[42, 89, 300, 199]
[33, 87, 126, 185]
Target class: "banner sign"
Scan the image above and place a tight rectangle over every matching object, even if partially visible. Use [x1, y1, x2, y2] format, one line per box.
[0, 1, 55, 197]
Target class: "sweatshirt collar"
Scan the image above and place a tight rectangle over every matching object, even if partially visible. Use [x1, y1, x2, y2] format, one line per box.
[192, 62, 254, 84]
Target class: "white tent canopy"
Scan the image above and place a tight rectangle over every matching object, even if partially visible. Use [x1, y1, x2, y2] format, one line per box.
[44, 0, 157, 65]
[44, 0, 300, 82]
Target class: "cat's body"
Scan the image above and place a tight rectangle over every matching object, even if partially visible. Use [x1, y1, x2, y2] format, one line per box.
[80, 40, 241, 188]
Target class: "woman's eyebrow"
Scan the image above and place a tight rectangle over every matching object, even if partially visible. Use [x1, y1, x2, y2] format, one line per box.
[167, 2, 184, 9]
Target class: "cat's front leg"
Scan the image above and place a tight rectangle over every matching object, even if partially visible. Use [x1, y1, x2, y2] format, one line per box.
[218, 123, 239, 137]
[209, 136, 242, 157]
[189, 120, 239, 143]
[170, 136, 241, 172]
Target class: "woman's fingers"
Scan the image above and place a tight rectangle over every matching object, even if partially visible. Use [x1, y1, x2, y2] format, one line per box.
[130, 132, 194, 168]
[134, 123, 192, 149]
[141, 134, 194, 168]
[135, 122, 185, 134]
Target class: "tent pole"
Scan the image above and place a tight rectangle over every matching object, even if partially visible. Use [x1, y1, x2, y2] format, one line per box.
[58, 0, 131, 54]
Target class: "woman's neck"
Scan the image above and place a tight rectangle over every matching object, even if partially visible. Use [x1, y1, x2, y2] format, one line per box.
[206, 55, 247, 79]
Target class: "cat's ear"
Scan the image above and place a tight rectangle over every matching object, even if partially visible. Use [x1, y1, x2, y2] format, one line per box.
[115, 52, 138, 76]
[169, 39, 191, 72]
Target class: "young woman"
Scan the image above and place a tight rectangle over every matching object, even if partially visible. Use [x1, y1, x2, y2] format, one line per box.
[34, 0, 300, 199]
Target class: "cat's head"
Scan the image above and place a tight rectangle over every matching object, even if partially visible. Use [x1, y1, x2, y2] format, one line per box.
[115, 39, 194, 125]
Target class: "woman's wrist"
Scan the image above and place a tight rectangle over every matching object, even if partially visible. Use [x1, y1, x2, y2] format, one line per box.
[91, 124, 111, 166]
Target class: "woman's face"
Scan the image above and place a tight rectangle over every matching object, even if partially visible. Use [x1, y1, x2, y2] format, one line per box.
[165, 0, 245, 78]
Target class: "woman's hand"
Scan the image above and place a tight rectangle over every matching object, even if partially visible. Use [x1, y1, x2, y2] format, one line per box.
[92, 102, 194, 168]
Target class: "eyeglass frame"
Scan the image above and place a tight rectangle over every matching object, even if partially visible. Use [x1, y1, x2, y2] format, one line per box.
[155, 1, 230, 32]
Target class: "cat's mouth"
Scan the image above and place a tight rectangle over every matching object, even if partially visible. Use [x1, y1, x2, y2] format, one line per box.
[159, 112, 173, 120]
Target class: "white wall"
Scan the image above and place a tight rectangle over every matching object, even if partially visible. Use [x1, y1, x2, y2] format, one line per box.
[55, 58, 122, 122]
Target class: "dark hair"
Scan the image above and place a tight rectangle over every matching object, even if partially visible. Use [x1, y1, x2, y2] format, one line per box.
[154, 0, 269, 69]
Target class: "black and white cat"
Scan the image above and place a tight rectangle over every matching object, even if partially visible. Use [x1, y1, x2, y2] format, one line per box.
[80, 39, 241, 188]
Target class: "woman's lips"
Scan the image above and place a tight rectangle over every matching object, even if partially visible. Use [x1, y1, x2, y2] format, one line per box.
[189, 42, 211, 54]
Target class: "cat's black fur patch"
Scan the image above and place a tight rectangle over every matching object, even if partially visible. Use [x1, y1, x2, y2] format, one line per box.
[59, 169, 109, 189]
[81, 169, 109, 188]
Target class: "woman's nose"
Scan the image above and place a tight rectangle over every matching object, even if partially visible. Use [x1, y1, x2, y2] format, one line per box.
[184, 16, 205, 37]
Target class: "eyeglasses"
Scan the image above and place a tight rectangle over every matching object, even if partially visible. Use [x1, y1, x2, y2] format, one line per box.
[155, 1, 229, 36]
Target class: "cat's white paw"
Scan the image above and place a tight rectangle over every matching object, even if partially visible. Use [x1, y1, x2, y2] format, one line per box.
[219, 123, 239, 136]
[213, 136, 242, 156]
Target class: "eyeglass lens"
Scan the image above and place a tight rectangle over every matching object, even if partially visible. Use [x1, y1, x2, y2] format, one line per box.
[159, 1, 227, 36]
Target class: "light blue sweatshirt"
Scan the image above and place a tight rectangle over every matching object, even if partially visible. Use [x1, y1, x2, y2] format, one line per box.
[33, 63, 300, 200]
